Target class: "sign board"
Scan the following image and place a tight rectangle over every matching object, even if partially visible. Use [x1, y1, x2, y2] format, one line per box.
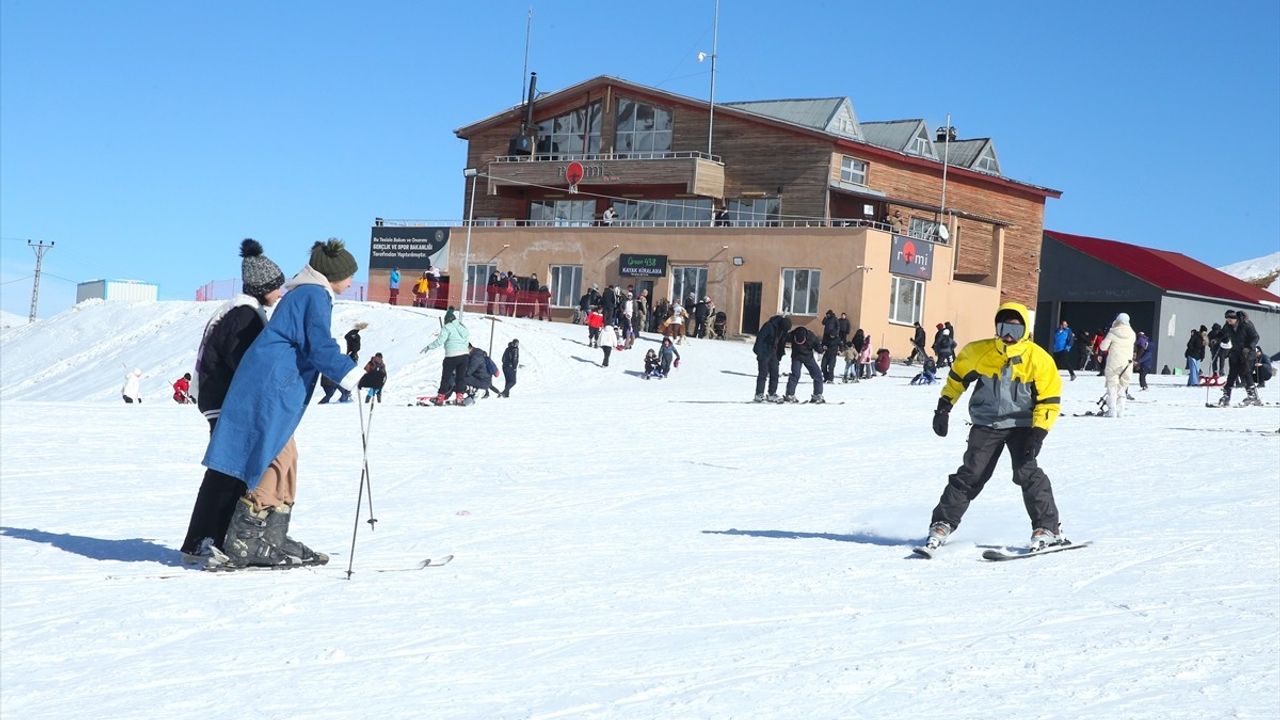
[619, 253, 668, 277]
[369, 226, 450, 270]
[889, 234, 934, 281]
[564, 161, 585, 186]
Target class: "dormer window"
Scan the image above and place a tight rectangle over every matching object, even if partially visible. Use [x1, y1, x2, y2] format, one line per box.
[910, 127, 936, 158]
[973, 146, 1001, 174]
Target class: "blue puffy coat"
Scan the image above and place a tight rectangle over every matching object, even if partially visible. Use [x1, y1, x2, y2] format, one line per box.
[203, 267, 358, 488]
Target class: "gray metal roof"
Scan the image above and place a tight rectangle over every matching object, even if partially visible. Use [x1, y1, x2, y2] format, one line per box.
[938, 138, 1000, 174]
[724, 97, 862, 139]
[860, 120, 927, 153]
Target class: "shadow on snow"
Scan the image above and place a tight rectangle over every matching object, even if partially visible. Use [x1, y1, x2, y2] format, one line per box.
[0, 526, 182, 565]
[702, 528, 918, 547]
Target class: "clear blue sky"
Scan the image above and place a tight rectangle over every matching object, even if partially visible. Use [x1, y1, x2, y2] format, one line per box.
[3, 0, 1278, 318]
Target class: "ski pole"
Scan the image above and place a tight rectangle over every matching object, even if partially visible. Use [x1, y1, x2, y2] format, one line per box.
[356, 391, 378, 530]
[344, 447, 368, 580]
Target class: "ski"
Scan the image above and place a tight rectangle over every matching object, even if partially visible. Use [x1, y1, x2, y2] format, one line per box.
[981, 541, 1091, 562]
[107, 556, 451, 580]
[911, 545, 943, 559]
[671, 400, 845, 405]
[1169, 426, 1280, 436]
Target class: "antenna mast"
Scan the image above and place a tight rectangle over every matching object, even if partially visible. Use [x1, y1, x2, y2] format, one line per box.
[27, 240, 54, 323]
[521, 8, 533, 104]
[707, 0, 720, 157]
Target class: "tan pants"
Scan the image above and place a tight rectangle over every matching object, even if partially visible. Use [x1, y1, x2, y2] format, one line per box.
[246, 436, 298, 510]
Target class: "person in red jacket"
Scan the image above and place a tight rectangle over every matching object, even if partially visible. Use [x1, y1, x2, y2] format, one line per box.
[172, 373, 193, 403]
[586, 306, 605, 348]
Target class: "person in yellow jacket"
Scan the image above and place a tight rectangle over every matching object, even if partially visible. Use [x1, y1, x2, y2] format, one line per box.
[412, 273, 431, 307]
[923, 302, 1065, 553]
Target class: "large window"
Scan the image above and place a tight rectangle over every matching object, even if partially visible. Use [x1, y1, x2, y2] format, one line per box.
[535, 102, 602, 157]
[530, 200, 596, 227]
[781, 268, 821, 316]
[465, 263, 497, 305]
[549, 265, 582, 308]
[889, 276, 924, 325]
[615, 98, 673, 155]
[908, 216, 939, 240]
[840, 156, 868, 186]
[614, 198, 713, 225]
[671, 266, 708, 305]
[728, 198, 781, 227]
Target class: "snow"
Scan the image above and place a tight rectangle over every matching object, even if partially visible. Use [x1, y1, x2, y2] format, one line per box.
[0, 309, 26, 329]
[1219, 250, 1280, 296]
[3, 300, 1279, 719]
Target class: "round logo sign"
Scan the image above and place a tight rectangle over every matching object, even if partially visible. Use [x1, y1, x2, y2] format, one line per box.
[565, 161, 585, 186]
[902, 241, 917, 264]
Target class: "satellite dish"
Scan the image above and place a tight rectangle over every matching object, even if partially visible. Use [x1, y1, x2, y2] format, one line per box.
[697, 52, 708, 62]
[936, 225, 951, 241]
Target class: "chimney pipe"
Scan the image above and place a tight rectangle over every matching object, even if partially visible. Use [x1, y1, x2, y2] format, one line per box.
[524, 72, 538, 130]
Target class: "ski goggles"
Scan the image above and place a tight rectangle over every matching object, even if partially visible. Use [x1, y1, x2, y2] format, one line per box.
[996, 321, 1026, 341]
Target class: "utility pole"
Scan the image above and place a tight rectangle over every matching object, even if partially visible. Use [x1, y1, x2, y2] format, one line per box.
[27, 240, 54, 323]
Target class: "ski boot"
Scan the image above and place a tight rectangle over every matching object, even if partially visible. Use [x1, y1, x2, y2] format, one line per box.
[223, 498, 296, 568]
[753, 393, 766, 403]
[809, 394, 826, 404]
[1216, 392, 1231, 408]
[430, 393, 447, 406]
[456, 392, 473, 407]
[265, 504, 329, 566]
[925, 522, 952, 551]
[781, 394, 800, 404]
[180, 536, 233, 569]
[766, 393, 782, 404]
[1029, 525, 1065, 552]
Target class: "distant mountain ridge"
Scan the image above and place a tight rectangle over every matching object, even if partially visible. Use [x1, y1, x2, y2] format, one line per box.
[1218, 251, 1280, 296]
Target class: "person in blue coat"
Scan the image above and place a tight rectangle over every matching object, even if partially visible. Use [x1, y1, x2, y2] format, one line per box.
[1135, 331, 1153, 390]
[202, 239, 362, 568]
[1051, 320, 1076, 381]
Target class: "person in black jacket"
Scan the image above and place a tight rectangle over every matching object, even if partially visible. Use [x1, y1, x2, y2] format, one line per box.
[753, 315, 792, 402]
[337, 322, 366, 403]
[1207, 322, 1225, 378]
[907, 322, 928, 365]
[784, 325, 825, 403]
[693, 297, 711, 339]
[181, 239, 286, 564]
[500, 339, 519, 397]
[821, 310, 840, 347]
[465, 345, 501, 399]
[1184, 326, 1207, 386]
[837, 313, 851, 346]
[1216, 309, 1262, 406]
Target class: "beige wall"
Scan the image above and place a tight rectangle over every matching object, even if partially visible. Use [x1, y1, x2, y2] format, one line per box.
[394, 226, 1002, 356]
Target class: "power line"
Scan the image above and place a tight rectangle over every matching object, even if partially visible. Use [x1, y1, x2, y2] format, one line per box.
[1, 275, 32, 285]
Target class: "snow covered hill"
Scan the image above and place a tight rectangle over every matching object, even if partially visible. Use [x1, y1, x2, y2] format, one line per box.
[0, 309, 26, 329]
[1220, 250, 1280, 295]
[2, 300, 1278, 719]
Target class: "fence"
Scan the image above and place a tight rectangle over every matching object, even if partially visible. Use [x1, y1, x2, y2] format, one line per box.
[195, 279, 368, 302]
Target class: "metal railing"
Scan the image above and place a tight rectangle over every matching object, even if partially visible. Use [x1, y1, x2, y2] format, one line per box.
[491, 150, 723, 164]
[377, 217, 896, 231]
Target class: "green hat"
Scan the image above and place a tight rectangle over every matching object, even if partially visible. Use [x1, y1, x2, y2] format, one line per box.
[309, 238, 358, 282]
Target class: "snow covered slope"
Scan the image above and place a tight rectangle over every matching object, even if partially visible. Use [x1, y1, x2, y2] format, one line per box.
[1220, 250, 1280, 295]
[2, 300, 1278, 719]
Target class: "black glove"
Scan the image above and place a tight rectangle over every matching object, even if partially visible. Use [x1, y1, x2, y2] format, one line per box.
[1024, 427, 1048, 459]
[932, 397, 951, 437]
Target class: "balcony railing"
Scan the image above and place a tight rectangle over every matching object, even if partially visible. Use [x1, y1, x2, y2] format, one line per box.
[491, 150, 723, 164]
[376, 218, 895, 231]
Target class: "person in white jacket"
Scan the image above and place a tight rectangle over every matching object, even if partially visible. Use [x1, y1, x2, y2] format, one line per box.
[599, 324, 619, 367]
[1098, 312, 1137, 417]
[121, 368, 143, 404]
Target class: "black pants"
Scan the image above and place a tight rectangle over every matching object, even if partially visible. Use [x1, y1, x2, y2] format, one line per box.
[1138, 365, 1149, 389]
[1212, 348, 1226, 376]
[821, 349, 838, 382]
[502, 366, 517, 395]
[438, 355, 469, 395]
[907, 343, 927, 364]
[930, 425, 1059, 532]
[601, 346, 612, 367]
[1223, 353, 1255, 396]
[755, 354, 780, 395]
[181, 420, 247, 554]
[1053, 350, 1076, 379]
[786, 355, 824, 397]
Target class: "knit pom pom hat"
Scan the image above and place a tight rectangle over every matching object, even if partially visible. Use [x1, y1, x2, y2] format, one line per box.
[240, 239, 285, 297]
[309, 238, 358, 282]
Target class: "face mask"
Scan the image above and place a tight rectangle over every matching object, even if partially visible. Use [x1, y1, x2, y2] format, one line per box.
[996, 321, 1026, 341]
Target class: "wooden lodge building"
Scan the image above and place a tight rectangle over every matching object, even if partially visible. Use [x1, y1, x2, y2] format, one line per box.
[369, 75, 1061, 351]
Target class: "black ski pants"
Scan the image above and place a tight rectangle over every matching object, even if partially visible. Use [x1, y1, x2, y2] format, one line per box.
[755, 354, 780, 395]
[821, 349, 839, 383]
[438, 355, 469, 395]
[785, 355, 824, 398]
[930, 425, 1059, 533]
[1223, 352, 1256, 396]
[502, 366, 517, 396]
[181, 420, 248, 554]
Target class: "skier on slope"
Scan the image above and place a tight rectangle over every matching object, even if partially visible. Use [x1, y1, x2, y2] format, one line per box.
[1098, 313, 1137, 417]
[180, 239, 287, 566]
[922, 302, 1064, 554]
[422, 308, 471, 406]
[752, 314, 791, 402]
[1216, 309, 1262, 407]
[121, 368, 143, 404]
[499, 339, 519, 397]
[783, 324, 825, 404]
[202, 239, 363, 568]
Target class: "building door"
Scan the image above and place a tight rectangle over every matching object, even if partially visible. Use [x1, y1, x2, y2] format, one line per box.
[741, 282, 762, 334]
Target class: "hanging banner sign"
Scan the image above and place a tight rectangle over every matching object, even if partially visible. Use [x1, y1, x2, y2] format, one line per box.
[369, 227, 450, 270]
[889, 234, 934, 281]
[619, 253, 668, 277]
